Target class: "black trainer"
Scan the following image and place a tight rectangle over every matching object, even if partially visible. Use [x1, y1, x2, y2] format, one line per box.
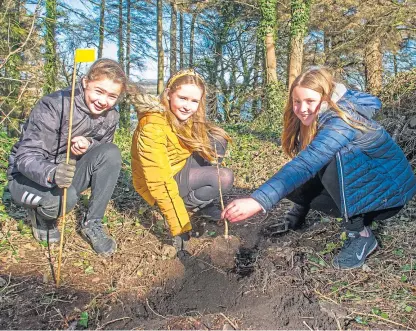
[194, 204, 222, 221]
[333, 227, 378, 269]
[172, 233, 192, 262]
[80, 219, 117, 256]
[28, 208, 60, 243]
[265, 203, 310, 235]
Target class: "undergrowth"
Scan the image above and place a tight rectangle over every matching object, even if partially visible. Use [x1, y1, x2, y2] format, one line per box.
[0, 132, 17, 226]
[1, 117, 415, 329]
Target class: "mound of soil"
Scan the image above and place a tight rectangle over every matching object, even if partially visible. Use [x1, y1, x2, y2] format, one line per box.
[98, 246, 337, 330]
[3, 191, 415, 330]
[86, 210, 338, 330]
[208, 235, 241, 269]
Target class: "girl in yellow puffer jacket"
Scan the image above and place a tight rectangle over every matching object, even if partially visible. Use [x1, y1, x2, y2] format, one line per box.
[130, 69, 234, 255]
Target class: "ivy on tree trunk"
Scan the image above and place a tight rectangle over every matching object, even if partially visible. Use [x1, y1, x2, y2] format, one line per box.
[287, 0, 310, 88]
[44, 0, 57, 95]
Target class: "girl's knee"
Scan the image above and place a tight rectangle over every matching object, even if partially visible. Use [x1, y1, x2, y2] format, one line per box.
[37, 187, 78, 220]
[91, 142, 122, 167]
[220, 168, 234, 193]
[105, 143, 122, 166]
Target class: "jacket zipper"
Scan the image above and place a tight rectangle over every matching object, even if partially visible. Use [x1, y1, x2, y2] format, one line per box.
[336, 152, 349, 222]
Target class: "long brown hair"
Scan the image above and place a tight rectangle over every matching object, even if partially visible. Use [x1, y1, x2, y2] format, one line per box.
[160, 70, 231, 161]
[282, 68, 367, 158]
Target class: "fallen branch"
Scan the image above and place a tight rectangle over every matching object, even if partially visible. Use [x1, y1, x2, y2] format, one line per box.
[146, 298, 167, 319]
[97, 316, 132, 330]
[302, 320, 314, 330]
[220, 312, 238, 330]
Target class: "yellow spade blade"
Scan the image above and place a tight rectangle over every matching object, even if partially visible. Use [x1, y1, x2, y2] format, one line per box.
[74, 48, 96, 63]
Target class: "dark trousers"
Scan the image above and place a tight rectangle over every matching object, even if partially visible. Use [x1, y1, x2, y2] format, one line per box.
[8, 143, 121, 222]
[286, 157, 403, 231]
[174, 136, 233, 208]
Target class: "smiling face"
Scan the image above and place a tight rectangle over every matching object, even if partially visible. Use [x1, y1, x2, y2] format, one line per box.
[292, 86, 322, 126]
[168, 84, 203, 122]
[82, 77, 123, 116]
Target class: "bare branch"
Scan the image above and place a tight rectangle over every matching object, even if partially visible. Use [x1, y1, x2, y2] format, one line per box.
[0, 80, 30, 133]
[0, 0, 41, 70]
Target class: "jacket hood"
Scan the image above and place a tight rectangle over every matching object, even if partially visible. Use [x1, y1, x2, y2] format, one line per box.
[130, 93, 166, 115]
[73, 80, 93, 115]
[319, 83, 347, 114]
[319, 83, 381, 120]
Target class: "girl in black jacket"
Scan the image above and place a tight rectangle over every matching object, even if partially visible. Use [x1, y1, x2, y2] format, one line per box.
[8, 58, 127, 256]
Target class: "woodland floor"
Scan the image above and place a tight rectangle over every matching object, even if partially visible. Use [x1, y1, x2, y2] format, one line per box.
[1, 134, 415, 330]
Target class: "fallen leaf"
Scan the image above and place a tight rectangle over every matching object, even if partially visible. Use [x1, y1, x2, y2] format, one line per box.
[362, 264, 372, 272]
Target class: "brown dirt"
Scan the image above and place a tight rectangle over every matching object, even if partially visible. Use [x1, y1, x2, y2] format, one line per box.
[1, 182, 415, 330]
[208, 235, 241, 269]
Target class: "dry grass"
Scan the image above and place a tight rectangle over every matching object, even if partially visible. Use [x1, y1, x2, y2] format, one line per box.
[249, 199, 416, 329]
[1, 73, 415, 328]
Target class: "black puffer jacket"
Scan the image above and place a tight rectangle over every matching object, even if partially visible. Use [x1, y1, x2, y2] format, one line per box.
[7, 81, 120, 188]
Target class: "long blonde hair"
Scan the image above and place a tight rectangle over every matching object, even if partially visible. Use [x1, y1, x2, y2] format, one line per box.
[282, 68, 367, 158]
[160, 70, 231, 161]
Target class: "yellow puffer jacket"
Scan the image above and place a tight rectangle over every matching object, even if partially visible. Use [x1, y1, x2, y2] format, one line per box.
[131, 94, 192, 236]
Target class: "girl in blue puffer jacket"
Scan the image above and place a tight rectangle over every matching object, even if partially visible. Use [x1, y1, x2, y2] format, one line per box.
[222, 67, 416, 270]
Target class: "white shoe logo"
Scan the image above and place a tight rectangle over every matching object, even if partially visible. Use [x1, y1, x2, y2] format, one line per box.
[356, 243, 367, 260]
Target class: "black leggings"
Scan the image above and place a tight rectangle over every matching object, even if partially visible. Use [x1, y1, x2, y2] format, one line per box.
[8, 143, 121, 221]
[174, 136, 234, 209]
[286, 157, 403, 231]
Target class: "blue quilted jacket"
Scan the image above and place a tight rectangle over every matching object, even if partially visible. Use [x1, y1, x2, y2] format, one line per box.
[251, 86, 416, 220]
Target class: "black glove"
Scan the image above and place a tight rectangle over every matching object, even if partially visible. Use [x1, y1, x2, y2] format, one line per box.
[54, 159, 76, 188]
[172, 232, 190, 253]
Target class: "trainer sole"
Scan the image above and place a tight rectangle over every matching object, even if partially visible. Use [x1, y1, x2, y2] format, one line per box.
[29, 209, 60, 243]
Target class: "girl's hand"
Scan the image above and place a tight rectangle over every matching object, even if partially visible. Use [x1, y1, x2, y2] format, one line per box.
[71, 136, 90, 156]
[221, 198, 263, 223]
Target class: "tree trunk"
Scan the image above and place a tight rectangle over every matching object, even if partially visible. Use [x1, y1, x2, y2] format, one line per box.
[179, 12, 184, 69]
[365, 37, 382, 95]
[124, 0, 132, 130]
[251, 36, 262, 116]
[287, 0, 310, 88]
[118, 0, 129, 129]
[287, 36, 303, 87]
[189, 12, 197, 67]
[44, 0, 57, 94]
[157, 0, 164, 94]
[118, 0, 124, 67]
[126, 0, 131, 77]
[209, 31, 226, 119]
[98, 0, 105, 59]
[259, 0, 285, 120]
[259, 0, 278, 84]
[264, 33, 277, 83]
[170, 1, 177, 76]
